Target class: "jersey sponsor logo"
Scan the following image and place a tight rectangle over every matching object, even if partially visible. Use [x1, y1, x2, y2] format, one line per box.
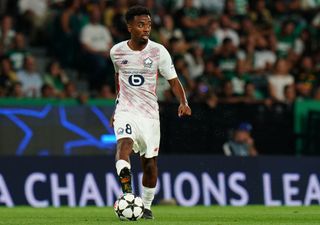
[121, 60, 128, 64]
[128, 74, 145, 86]
[143, 57, 153, 68]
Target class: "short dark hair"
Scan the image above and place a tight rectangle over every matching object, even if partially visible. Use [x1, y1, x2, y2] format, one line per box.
[125, 6, 151, 23]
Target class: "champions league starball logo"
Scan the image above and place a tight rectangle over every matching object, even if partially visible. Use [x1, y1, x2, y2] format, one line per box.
[143, 57, 153, 68]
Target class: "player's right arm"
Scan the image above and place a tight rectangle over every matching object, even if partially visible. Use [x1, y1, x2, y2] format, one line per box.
[110, 45, 119, 127]
[110, 72, 119, 127]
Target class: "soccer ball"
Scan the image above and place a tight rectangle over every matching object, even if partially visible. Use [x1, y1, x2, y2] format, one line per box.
[114, 193, 144, 221]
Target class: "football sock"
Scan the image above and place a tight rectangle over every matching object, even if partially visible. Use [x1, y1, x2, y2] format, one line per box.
[142, 186, 156, 210]
[116, 160, 132, 193]
[116, 159, 131, 175]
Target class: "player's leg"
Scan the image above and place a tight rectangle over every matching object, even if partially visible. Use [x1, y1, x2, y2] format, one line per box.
[140, 156, 157, 219]
[115, 138, 134, 193]
[114, 112, 137, 194]
[137, 117, 160, 219]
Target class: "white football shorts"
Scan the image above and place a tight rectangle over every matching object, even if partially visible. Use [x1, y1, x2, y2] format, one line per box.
[113, 112, 160, 158]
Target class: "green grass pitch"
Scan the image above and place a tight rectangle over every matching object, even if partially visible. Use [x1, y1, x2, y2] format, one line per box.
[0, 206, 319, 225]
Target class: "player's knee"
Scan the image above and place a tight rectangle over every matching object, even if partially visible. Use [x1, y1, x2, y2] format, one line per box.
[117, 138, 133, 157]
[118, 138, 133, 150]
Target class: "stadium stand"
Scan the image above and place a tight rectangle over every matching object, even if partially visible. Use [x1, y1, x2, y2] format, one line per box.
[0, 0, 320, 155]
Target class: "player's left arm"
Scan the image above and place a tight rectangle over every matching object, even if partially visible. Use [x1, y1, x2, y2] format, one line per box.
[168, 78, 192, 117]
[158, 45, 191, 117]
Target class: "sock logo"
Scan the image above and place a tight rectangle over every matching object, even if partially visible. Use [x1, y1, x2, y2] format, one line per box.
[120, 177, 130, 183]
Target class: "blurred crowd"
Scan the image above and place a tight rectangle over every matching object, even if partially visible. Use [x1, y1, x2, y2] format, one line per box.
[0, 0, 320, 106]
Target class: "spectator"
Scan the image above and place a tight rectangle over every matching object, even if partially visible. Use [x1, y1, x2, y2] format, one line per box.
[294, 56, 317, 99]
[43, 60, 69, 97]
[293, 28, 313, 58]
[199, 60, 223, 91]
[0, 0, 318, 107]
[223, 122, 258, 156]
[62, 81, 78, 98]
[174, 55, 195, 97]
[41, 83, 55, 98]
[242, 82, 265, 104]
[156, 76, 172, 102]
[80, 4, 113, 91]
[200, 0, 226, 14]
[268, 58, 294, 102]
[0, 15, 15, 55]
[17, 0, 49, 45]
[198, 19, 219, 58]
[175, 0, 210, 41]
[190, 81, 210, 103]
[98, 83, 116, 100]
[51, 0, 85, 68]
[79, 93, 89, 104]
[0, 1, 11, 16]
[231, 60, 251, 95]
[168, 37, 189, 59]
[0, 86, 5, 97]
[301, 0, 320, 10]
[104, 0, 129, 43]
[219, 80, 241, 103]
[252, 34, 276, 74]
[238, 17, 258, 49]
[313, 86, 320, 100]
[222, 0, 241, 30]
[159, 14, 184, 48]
[283, 84, 296, 107]
[0, 57, 18, 95]
[213, 37, 239, 80]
[233, 0, 248, 16]
[312, 10, 320, 31]
[9, 81, 24, 98]
[272, 0, 290, 16]
[215, 14, 240, 47]
[275, 20, 300, 59]
[16, 55, 43, 97]
[143, 0, 163, 27]
[249, 0, 273, 31]
[6, 32, 29, 71]
[205, 92, 219, 109]
[313, 49, 320, 74]
[184, 44, 205, 80]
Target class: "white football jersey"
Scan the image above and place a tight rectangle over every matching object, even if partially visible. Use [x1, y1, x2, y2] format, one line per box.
[110, 40, 177, 120]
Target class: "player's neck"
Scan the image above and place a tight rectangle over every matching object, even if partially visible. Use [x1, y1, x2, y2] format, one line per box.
[128, 39, 148, 51]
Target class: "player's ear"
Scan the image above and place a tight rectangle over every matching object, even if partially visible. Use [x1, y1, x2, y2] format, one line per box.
[127, 23, 132, 33]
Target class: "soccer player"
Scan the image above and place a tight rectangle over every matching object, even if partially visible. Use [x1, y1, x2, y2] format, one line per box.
[110, 6, 191, 219]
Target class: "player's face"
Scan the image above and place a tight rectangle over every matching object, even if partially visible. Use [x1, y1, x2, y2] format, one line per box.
[128, 15, 151, 45]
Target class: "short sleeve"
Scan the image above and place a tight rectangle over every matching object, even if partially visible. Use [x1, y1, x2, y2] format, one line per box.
[159, 45, 177, 80]
[110, 46, 119, 73]
[80, 26, 90, 45]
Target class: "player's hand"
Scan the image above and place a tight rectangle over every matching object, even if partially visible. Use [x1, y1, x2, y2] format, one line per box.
[110, 113, 115, 128]
[178, 103, 191, 117]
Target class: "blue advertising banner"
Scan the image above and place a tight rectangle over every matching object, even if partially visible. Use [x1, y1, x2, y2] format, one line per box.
[0, 155, 319, 207]
[0, 105, 116, 155]
[0, 100, 297, 156]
